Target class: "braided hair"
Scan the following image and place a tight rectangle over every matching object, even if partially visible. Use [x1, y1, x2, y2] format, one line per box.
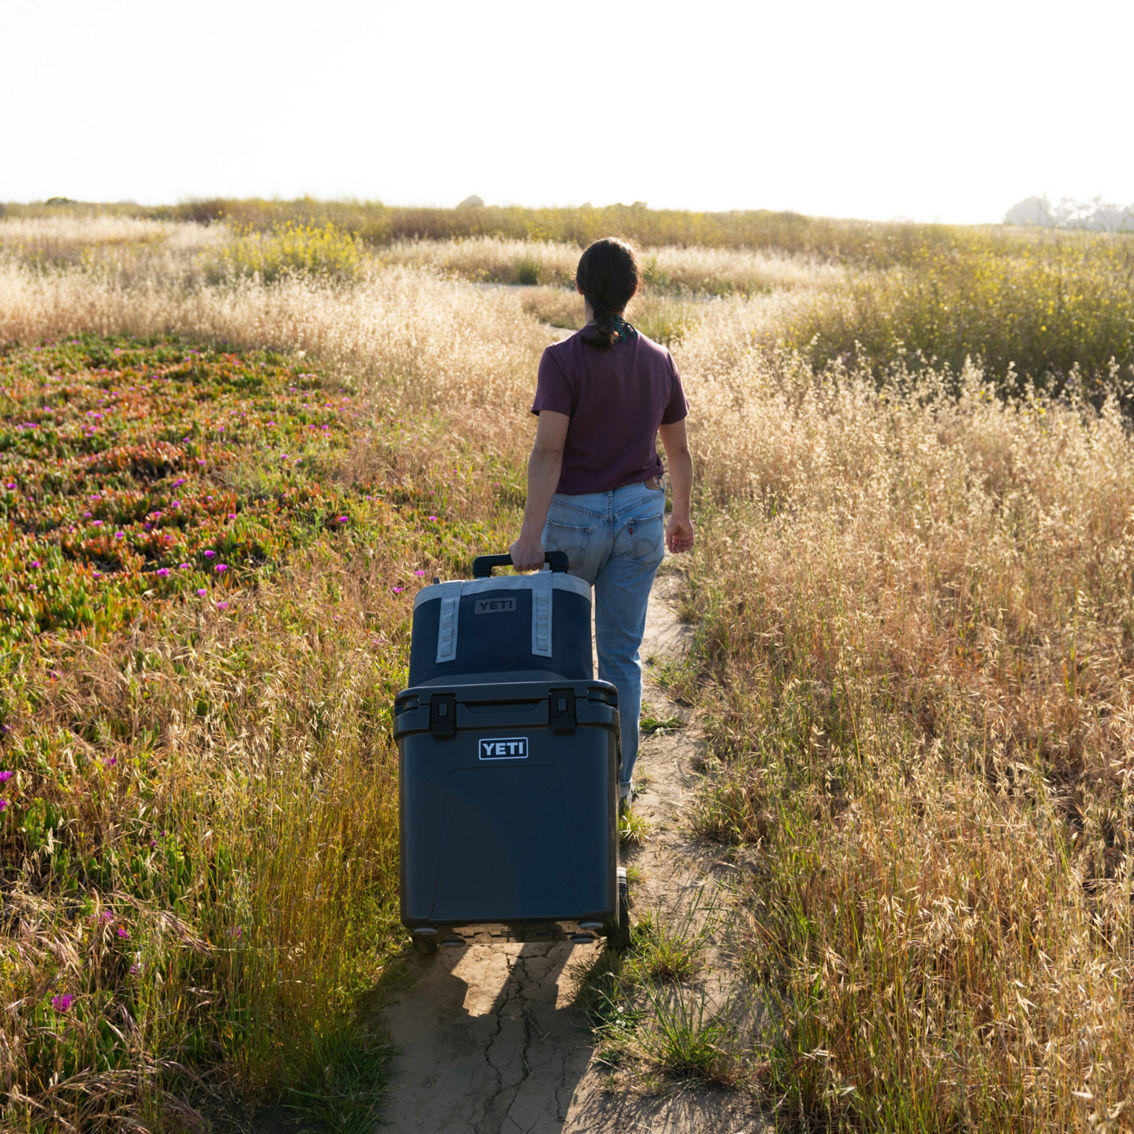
[576, 237, 640, 349]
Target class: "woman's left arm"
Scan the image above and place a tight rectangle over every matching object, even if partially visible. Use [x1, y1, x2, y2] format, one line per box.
[509, 410, 570, 571]
[658, 418, 694, 553]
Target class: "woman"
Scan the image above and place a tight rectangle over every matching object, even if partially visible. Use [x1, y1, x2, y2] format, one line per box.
[509, 237, 694, 808]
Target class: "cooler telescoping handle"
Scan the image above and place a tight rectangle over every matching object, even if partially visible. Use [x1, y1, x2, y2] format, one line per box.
[472, 551, 569, 578]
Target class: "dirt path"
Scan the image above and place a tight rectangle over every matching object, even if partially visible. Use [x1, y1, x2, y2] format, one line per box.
[374, 569, 767, 1133]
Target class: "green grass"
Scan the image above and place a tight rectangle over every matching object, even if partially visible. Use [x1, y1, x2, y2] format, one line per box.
[578, 909, 741, 1090]
[630, 911, 705, 983]
[783, 233, 1134, 401]
[640, 711, 684, 736]
[202, 221, 364, 284]
[618, 806, 649, 846]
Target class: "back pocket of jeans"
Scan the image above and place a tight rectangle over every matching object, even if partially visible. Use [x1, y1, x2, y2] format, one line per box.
[543, 518, 598, 580]
[626, 509, 664, 563]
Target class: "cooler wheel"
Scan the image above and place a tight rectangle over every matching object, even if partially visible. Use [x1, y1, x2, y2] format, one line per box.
[607, 867, 631, 951]
[412, 928, 440, 956]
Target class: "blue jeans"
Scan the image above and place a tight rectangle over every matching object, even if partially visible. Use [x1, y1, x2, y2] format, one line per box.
[542, 482, 666, 793]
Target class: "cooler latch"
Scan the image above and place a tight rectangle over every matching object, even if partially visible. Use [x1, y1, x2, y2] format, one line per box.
[429, 692, 458, 738]
[548, 687, 577, 733]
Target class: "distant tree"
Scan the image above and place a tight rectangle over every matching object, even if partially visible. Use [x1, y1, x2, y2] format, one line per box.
[1003, 196, 1055, 226]
[457, 195, 484, 209]
[1088, 200, 1134, 233]
[1004, 194, 1134, 232]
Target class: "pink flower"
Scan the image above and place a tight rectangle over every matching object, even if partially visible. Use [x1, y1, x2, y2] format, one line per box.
[117, 926, 129, 939]
[156, 568, 170, 578]
[196, 588, 207, 597]
[215, 563, 227, 573]
[392, 586, 404, 594]
[414, 569, 425, 577]
[0, 770, 12, 782]
[204, 550, 215, 558]
[51, 993, 74, 1012]
[217, 601, 229, 611]
[428, 515, 438, 522]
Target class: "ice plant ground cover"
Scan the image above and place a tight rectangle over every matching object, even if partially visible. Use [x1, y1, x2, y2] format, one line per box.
[0, 333, 524, 1130]
[1, 336, 374, 646]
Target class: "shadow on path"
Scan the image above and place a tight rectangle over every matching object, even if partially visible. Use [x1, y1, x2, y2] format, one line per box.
[375, 940, 602, 1133]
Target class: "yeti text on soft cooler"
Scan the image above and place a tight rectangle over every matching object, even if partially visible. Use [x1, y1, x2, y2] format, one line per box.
[474, 597, 517, 615]
[478, 737, 529, 760]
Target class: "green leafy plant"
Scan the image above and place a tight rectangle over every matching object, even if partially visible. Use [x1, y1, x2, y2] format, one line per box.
[204, 221, 363, 284]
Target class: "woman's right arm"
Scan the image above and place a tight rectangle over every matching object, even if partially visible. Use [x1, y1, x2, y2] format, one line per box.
[658, 418, 694, 553]
[509, 410, 570, 571]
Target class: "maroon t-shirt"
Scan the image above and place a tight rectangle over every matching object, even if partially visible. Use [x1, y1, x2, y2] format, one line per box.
[531, 327, 689, 495]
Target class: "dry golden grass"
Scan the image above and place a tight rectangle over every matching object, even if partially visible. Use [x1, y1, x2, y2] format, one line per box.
[643, 244, 845, 294]
[673, 330, 1134, 1124]
[0, 215, 225, 286]
[0, 214, 199, 249]
[0, 258, 549, 417]
[381, 236, 580, 286]
[3, 212, 1133, 1129]
[380, 235, 847, 296]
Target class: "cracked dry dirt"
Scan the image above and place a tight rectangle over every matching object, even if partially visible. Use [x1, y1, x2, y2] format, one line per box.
[375, 570, 768, 1133]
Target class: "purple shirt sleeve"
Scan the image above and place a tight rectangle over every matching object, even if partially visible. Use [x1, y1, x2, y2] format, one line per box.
[532, 347, 573, 417]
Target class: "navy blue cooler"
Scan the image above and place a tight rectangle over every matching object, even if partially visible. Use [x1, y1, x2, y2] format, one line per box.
[395, 553, 629, 952]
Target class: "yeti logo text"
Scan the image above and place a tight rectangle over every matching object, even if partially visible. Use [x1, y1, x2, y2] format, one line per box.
[478, 737, 529, 760]
[475, 597, 517, 615]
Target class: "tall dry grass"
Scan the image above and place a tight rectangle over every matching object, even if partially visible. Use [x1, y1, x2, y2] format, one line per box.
[0, 256, 548, 418]
[672, 311, 1134, 1125]
[381, 235, 846, 296]
[0, 215, 224, 285]
[4, 210, 1134, 1128]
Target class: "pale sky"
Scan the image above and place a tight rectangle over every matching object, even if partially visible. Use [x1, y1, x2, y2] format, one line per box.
[2, 0, 1131, 225]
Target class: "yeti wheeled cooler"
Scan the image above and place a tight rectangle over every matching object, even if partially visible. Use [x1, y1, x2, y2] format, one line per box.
[394, 552, 630, 953]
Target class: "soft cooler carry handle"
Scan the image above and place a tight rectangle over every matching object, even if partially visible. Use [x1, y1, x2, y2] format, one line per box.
[472, 551, 568, 578]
